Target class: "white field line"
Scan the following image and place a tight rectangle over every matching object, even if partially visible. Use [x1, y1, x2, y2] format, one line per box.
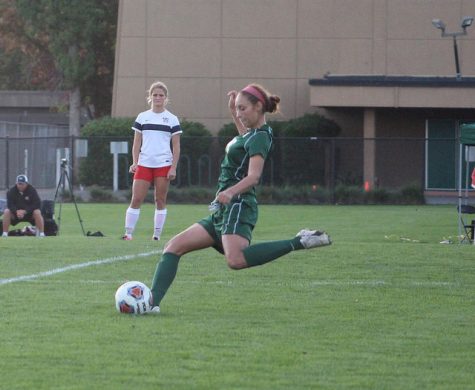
[0, 250, 161, 286]
[186, 279, 458, 288]
[0, 250, 457, 289]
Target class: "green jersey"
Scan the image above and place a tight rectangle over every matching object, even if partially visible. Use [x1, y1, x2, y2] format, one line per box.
[216, 124, 273, 199]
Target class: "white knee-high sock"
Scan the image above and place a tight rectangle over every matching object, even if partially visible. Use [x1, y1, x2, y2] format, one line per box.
[125, 207, 140, 235]
[154, 209, 167, 238]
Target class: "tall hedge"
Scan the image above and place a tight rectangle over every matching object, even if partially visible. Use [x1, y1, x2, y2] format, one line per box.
[78, 116, 213, 188]
[280, 113, 341, 185]
[176, 120, 213, 186]
[79, 116, 135, 187]
[217, 115, 339, 186]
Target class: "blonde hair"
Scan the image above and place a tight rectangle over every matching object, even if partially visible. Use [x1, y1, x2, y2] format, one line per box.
[146, 81, 169, 105]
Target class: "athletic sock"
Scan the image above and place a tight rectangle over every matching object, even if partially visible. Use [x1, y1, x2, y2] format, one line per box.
[150, 252, 181, 307]
[243, 237, 304, 267]
[125, 207, 140, 235]
[153, 208, 167, 238]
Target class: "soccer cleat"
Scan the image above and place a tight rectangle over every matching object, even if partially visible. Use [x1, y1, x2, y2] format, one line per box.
[296, 229, 332, 249]
[121, 234, 132, 241]
[152, 236, 160, 241]
[149, 306, 161, 314]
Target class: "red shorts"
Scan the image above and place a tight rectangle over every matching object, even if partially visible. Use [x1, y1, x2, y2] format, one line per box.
[134, 165, 171, 182]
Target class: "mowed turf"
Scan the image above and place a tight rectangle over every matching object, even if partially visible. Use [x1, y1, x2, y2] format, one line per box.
[0, 203, 474, 389]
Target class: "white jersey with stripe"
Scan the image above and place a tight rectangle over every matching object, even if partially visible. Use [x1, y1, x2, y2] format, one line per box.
[132, 109, 182, 168]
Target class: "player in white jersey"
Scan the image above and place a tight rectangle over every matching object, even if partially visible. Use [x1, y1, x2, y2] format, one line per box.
[122, 81, 182, 240]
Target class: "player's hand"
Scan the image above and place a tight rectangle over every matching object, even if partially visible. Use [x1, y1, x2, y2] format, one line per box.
[216, 190, 233, 205]
[167, 167, 176, 181]
[227, 90, 237, 113]
[16, 210, 26, 219]
[129, 163, 138, 173]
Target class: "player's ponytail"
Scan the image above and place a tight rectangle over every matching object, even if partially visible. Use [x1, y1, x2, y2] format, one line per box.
[241, 84, 281, 114]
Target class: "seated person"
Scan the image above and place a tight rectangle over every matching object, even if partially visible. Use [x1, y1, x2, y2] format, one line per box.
[2, 174, 45, 237]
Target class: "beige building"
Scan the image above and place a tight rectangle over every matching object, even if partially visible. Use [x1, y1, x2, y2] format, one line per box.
[112, 0, 475, 193]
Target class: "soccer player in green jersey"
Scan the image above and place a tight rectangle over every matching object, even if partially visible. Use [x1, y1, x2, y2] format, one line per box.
[149, 84, 331, 313]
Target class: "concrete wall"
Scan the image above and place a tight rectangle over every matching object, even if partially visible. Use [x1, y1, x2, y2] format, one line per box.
[112, 0, 475, 133]
[0, 91, 69, 125]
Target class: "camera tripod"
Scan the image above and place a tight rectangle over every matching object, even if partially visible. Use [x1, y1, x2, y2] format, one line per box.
[53, 160, 86, 236]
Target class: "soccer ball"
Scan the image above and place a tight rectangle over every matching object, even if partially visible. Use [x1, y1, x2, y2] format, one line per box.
[115, 281, 153, 315]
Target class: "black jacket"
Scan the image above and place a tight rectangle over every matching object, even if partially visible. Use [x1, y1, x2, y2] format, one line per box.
[6, 184, 42, 214]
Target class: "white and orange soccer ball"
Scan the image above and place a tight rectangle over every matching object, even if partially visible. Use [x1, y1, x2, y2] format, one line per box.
[114, 281, 153, 315]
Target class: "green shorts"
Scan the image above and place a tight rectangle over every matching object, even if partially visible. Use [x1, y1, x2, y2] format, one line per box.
[198, 198, 258, 253]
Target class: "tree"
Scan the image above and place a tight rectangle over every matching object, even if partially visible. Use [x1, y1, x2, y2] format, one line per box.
[0, 0, 118, 126]
[0, 0, 57, 88]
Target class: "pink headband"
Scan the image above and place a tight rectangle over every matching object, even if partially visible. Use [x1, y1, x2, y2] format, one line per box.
[241, 85, 266, 105]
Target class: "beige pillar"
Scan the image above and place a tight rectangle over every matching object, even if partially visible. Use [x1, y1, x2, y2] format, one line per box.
[363, 108, 376, 190]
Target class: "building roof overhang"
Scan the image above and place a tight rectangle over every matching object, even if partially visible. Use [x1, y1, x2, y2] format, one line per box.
[309, 75, 475, 109]
[0, 91, 68, 108]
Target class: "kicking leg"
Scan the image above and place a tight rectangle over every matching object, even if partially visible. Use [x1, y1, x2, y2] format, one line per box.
[150, 223, 215, 308]
[241, 229, 332, 267]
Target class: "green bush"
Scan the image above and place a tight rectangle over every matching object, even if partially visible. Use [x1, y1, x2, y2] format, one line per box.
[282, 113, 341, 138]
[280, 113, 341, 186]
[79, 116, 135, 187]
[365, 188, 392, 204]
[79, 117, 214, 188]
[83, 184, 424, 205]
[178, 121, 213, 187]
[217, 122, 236, 148]
[334, 185, 364, 204]
[89, 185, 119, 202]
[399, 183, 425, 204]
[256, 185, 331, 204]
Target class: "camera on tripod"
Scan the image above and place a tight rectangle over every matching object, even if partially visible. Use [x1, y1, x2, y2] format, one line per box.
[54, 157, 86, 236]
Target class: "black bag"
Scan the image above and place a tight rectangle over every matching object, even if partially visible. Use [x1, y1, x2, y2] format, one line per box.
[8, 229, 24, 236]
[44, 219, 58, 236]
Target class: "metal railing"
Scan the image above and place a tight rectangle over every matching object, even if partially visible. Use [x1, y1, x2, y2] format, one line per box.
[0, 133, 472, 193]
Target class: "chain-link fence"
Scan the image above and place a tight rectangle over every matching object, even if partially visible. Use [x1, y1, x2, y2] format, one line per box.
[2, 132, 471, 193]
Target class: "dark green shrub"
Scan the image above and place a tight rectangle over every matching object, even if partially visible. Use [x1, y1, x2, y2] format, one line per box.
[56, 189, 84, 203]
[79, 116, 135, 187]
[256, 185, 331, 204]
[217, 122, 237, 148]
[89, 186, 118, 202]
[399, 184, 425, 204]
[334, 185, 364, 204]
[365, 188, 392, 204]
[282, 113, 341, 138]
[280, 113, 341, 186]
[178, 121, 213, 187]
[79, 117, 215, 189]
[167, 186, 216, 203]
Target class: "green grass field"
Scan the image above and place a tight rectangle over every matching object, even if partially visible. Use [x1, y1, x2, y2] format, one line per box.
[0, 203, 474, 389]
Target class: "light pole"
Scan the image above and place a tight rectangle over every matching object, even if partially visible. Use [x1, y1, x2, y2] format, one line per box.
[432, 16, 474, 80]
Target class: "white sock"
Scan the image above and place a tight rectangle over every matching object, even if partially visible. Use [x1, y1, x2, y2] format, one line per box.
[125, 207, 140, 236]
[153, 209, 167, 238]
